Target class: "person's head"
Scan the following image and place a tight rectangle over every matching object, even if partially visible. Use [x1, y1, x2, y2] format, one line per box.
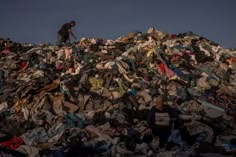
[70, 21, 76, 27]
[155, 96, 163, 109]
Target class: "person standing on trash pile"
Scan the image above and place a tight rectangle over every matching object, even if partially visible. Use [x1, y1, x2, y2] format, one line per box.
[56, 21, 77, 46]
[145, 95, 179, 148]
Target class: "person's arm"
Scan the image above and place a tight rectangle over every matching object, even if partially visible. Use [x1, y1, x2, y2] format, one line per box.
[145, 107, 155, 135]
[68, 29, 77, 40]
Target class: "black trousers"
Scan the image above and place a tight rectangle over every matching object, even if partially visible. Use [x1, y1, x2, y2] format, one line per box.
[143, 126, 171, 148]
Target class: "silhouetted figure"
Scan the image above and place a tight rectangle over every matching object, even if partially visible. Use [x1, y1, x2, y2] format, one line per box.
[56, 21, 77, 45]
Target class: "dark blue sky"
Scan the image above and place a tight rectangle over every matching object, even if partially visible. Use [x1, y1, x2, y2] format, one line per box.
[0, 0, 235, 48]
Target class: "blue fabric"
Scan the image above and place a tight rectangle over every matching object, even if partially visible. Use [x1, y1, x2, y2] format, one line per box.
[169, 64, 192, 81]
[195, 132, 208, 143]
[124, 57, 136, 70]
[51, 149, 64, 157]
[128, 89, 137, 96]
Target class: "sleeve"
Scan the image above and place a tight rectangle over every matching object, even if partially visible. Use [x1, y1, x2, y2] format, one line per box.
[66, 24, 71, 30]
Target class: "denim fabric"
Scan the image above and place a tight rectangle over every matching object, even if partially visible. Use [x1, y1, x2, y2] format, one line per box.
[56, 33, 69, 46]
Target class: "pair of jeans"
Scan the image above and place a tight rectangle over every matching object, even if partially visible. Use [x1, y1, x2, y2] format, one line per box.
[56, 33, 69, 46]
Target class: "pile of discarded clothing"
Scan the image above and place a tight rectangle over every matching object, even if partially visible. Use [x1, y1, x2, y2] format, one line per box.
[0, 28, 236, 157]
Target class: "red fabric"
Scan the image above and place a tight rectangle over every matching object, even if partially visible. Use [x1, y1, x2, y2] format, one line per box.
[67, 63, 71, 69]
[158, 62, 165, 74]
[0, 136, 24, 150]
[170, 34, 176, 39]
[181, 51, 194, 55]
[57, 63, 63, 70]
[171, 55, 180, 62]
[20, 62, 28, 70]
[158, 62, 175, 78]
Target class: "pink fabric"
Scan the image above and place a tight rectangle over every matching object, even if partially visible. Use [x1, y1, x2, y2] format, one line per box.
[158, 62, 175, 78]
[2, 49, 10, 55]
[164, 66, 175, 79]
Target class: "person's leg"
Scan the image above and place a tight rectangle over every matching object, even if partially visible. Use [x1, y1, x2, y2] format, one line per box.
[65, 38, 70, 45]
[151, 127, 165, 148]
[158, 128, 171, 148]
[56, 33, 63, 46]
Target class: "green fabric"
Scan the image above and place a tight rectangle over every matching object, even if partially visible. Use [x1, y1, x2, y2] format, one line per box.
[60, 85, 71, 97]
[117, 79, 127, 95]
[172, 45, 182, 51]
[64, 113, 86, 128]
[185, 45, 194, 52]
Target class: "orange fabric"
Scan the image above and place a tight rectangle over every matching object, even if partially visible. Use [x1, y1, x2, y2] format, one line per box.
[227, 57, 236, 64]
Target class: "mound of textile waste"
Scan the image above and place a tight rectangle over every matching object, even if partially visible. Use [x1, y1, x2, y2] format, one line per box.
[0, 28, 236, 157]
